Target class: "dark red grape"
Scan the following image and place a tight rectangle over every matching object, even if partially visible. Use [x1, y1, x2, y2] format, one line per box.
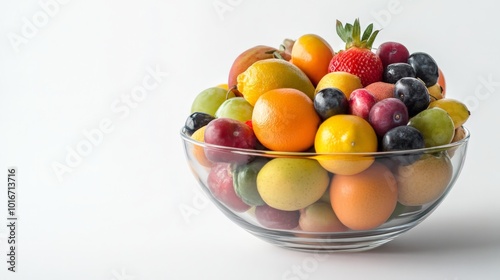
[369, 98, 409, 137]
[376, 41, 410, 69]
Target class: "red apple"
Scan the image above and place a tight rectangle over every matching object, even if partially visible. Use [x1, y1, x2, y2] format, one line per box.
[204, 118, 256, 163]
[207, 163, 251, 213]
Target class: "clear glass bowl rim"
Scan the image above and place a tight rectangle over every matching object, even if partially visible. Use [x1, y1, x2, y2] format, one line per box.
[180, 126, 470, 158]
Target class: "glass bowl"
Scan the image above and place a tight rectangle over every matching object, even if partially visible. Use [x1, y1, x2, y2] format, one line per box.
[180, 127, 470, 252]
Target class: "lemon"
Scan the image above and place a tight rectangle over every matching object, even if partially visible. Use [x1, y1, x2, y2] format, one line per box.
[428, 98, 470, 129]
[314, 114, 378, 175]
[257, 158, 329, 211]
[315, 71, 363, 99]
[236, 58, 315, 106]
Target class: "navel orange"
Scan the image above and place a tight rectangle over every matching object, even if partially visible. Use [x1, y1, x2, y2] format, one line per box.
[252, 88, 320, 152]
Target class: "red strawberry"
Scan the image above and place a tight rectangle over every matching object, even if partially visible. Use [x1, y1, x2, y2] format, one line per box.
[328, 19, 383, 87]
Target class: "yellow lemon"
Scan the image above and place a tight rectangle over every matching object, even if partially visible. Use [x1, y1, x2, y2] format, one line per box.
[315, 71, 363, 99]
[428, 98, 470, 129]
[314, 114, 378, 175]
[236, 58, 315, 106]
[257, 158, 329, 211]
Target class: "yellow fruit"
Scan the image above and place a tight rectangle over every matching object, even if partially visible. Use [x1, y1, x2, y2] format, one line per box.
[427, 83, 444, 101]
[315, 71, 363, 99]
[314, 114, 378, 175]
[291, 34, 334, 86]
[257, 158, 329, 211]
[448, 126, 467, 158]
[190, 126, 212, 167]
[428, 98, 470, 129]
[216, 83, 229, 90]
[236, 58, 315, 106]
[396, 153, 453, 206]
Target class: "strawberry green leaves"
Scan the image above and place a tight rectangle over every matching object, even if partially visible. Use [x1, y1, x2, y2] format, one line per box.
[336, 18, 380, 50]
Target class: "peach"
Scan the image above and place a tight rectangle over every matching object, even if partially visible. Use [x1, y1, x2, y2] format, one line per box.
[365, 81, 395, 101]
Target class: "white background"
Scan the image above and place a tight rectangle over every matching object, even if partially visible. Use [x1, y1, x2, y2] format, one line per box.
[1, 0, 499, 279]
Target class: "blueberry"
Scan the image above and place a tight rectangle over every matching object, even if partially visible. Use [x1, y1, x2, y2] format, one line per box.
[394, 77, 430, 117]
[313, 87, 349, 120]
[383, 63, 416, 84]
[184, 112, 215, 135]
[407, 52, 439, 87]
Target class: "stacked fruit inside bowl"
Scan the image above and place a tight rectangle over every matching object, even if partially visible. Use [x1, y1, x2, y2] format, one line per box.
[182, 19, 470, 235]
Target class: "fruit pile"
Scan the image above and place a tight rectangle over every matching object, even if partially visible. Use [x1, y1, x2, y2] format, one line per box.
[183, 19, 470, 232]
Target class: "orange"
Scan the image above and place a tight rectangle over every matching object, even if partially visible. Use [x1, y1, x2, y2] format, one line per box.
[314, 114, 377, 175]
[190, 125, 212, 167]
[315, 71, 363, 99]
[237, 58, 315, 106]
[291, 34, 334, 86]
[252, 88, 320, 152]
[329, 162, 398, 231]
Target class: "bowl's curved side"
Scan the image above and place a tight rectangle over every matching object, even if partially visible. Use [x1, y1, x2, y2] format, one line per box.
[180, 127, 470, 252]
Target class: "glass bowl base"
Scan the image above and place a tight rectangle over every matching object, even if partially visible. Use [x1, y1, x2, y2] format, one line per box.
[244, 225, 411, 253]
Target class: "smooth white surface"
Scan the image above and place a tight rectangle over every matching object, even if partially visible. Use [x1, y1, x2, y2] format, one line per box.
[0, 0, 499, 279]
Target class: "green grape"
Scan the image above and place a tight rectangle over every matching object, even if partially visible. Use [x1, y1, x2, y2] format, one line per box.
[408, 107, 454, 147]
[215, 97, 254, 122]
[190, 87, 235, 116]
